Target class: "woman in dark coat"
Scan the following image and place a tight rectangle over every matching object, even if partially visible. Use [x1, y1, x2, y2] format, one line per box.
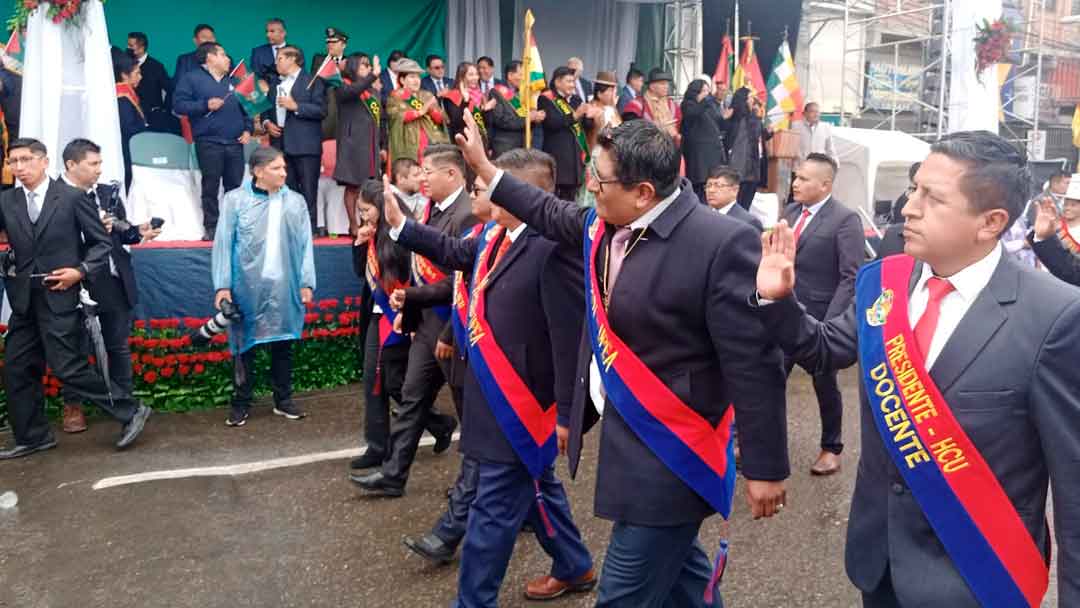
[335, 53, 382, 236]
[680, 78, 727, 204]
[725, 87, 772, 210]
[114, 53, 148, 193]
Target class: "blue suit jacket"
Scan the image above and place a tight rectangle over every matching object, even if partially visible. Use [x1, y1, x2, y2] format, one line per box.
[420, 75, 455, 96]
[397, 221, 583, 466]
[249, 44, 280, 89]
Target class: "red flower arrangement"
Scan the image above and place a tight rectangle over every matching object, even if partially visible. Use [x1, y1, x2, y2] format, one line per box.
[974, 17, 1017, 82]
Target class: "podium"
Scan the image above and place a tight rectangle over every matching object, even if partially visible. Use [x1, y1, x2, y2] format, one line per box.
[766, 129, 801, 205]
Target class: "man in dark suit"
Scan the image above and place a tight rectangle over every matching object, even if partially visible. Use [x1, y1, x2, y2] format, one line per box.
[616, 67, 643, 114]
[249, 17, 287, 93]
[420, 54, 454, 96]
[567, 57, 593, 102]
[455, 114, 789, 606]
[352, 144, 474, 496]
[782, 152, 864, 476]
[488, 60, 546, 159]
[259, 45, 326, 233]
[539, 66, 592, 201]
[1029, 190, 1080, 285]
[173, 41, 252, 239]
[379, 49, 406, 103]
[475, 56, 505, 96]
[309, 27, 349, 142]
[755, 130, 1080, 607]
[57, 139, 161, 433]
[0, 139, 152, 459]
[173, 24, 218, 81]
[126, 32, 175, 134]
[384, 149, 597, 603]
[703, 166, 763, 231]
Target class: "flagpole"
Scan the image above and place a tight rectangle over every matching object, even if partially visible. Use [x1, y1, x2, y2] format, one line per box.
[229, 59, 244, 80]
[733, 0, 740, 78]
[523, 11, 533, 149]
[308, 55, 331, 90]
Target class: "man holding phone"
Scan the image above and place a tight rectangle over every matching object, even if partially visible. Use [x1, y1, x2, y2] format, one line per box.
[0, 138, 151, 459]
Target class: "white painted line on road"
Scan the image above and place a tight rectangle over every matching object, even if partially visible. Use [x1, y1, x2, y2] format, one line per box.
[91, 432, 459, 491]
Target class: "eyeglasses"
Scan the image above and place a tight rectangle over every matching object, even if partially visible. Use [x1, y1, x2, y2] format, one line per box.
[6, 155, 43, 167]
[422, 166, 452, 177]
[705, 181, 738, 190]
[587, 160, 620, 194]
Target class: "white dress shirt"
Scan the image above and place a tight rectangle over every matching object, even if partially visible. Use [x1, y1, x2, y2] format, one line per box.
[61, 175, 121, 277]
[715, 200, 738, 215]
[793, 195, 831, 233]
[21, 177, 50, 221]
[506, 222, 527, 242]
[272, 42, 286, 60]
[909, 244, 1002, 369]
[388, 186, 463, 240]
[276, 69, 300, 126]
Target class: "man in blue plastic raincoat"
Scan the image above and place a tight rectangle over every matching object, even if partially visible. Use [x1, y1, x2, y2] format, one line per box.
[212, 146, 316, 427]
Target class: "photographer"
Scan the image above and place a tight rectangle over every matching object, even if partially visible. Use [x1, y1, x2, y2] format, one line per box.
[212, 146, 315, 427]
[58, 138, 161, 433]
[0, 138, 151, 459]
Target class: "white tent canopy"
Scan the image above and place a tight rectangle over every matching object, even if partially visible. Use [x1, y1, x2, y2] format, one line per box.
[832, 127, 931, 219]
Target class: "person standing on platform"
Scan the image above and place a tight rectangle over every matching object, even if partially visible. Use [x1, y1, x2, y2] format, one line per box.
[781, 153, 863, 476]
[214, 147, 315, 427]
[335, 52, 382, 237]
[351, 144, 473, 497]
[616, 67, 643, 114]
[567, 57, 593, 102]
[311, 27, 350, 143]
[114, 53, 149, 193]
[704, 166, 763, 232]
[383, 148, 596, 604]
[455, 112, 789, 607]
[57, 139, 161, 434]
[261, 45, 326, 236]
[792, 102, 836, 162]
[441, 62, 495, 146]
[173, 41, 252, 240]
[387, 59, 448, 165]
[681, 78, 728, 205]
[173, 24, 218, 81]
[1029, 179, 1080, 285]
[583, 71, 621, 152]
[476, 56, 501, 96]
[488, 60, 547, 159]
[539, 66, 593, 202]
[126, 32, 174, 135]
[754, 130, 1080, 607]
[0, 138, 152, 459]
[421, 54, 454, 97]
[250, 18, 288, 93]
[622, 68, 681, 146]
[725, 87, 771, 211]
[390, 158, 428, 216]
[379, 50, 406, 103]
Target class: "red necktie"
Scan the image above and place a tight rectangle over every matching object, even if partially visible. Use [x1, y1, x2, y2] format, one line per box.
[913, 277, 955, 360]
[490, 230, 513, 269]
[792, 208, 811, 242]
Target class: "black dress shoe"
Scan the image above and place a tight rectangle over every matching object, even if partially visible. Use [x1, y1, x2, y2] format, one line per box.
[349, 471, 405, 497]
[116, 404, 152, 449]
[0, 437, 57, 460]
[349, 452, 384, 470]
[433, 417, 458, 455]
[403, 534, 456, 564]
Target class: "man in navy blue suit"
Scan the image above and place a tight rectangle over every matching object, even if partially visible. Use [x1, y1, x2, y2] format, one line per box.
[250, 17, 288, 93]
[260, 45, 326, 234]
[703, 166, 764, 232]
[453, 111, 789, 607]
[420, 54, 454, 96]
[476, 56, 504, 96]
[173, 24, 218, 81]
[379, 49, 406, 103]
[382, 148, 596, 606]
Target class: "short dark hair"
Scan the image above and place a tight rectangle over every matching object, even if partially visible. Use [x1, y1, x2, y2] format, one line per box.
[62, 138, 101, 165]
[193, 24, 214, 38]
[504, 60, 522, 80]
[9, 138, 47, 156]
[279, 45, 304, 68]
[423, 143, 466, 175]
[127, 31, 148, 51]
[425, 54, 444, 68]
[493, 149, 557, 192]
[476, 56, 494, 68]
[266, 17, 285, 28]
[552, 66, 574, 83]
[707, 165, 741, 184]
[388, 49, 406, 64]
[804, 101, 819, 112]
[598, 120, 680, 199]
[803, 152, 838, 179]
[929, 130, 1030, 231]
[195, 42, 222, 65]
[113, 52, 138, 83]
[626, 67, 644, 82]
[391, 157, 419, 183]
[248, 146, 284, 173]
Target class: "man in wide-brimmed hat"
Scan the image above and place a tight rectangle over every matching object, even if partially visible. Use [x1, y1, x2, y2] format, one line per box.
[621, 67, 681, 145]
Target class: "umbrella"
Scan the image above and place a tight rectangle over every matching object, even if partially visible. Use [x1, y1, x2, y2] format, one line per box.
[79, 288, 114, 409]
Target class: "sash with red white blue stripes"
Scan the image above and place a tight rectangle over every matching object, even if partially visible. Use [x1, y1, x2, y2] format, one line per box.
[582, 211, 735, 600]
[413, 201, 451, 321]
[856, 254, 1048, 608]
[365, 239, 407, 350]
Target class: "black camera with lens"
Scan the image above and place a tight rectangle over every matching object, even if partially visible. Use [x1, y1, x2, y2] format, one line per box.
[101, 181, 165, 235]
[191, 299, 242, 346]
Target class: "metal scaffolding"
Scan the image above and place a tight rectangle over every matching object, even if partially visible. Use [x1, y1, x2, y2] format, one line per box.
[662, 0, 704, 97]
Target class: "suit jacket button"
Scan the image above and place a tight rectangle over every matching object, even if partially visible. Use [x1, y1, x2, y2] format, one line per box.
[891, 482, 905, 495]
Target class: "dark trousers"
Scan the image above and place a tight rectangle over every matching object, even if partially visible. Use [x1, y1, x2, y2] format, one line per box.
[432, 454, 480, 547]
[5, 290, 138, 445]
[362, 314, 410, 460]
[285, 154, 321, 231]
[736, 180, 758, 211]
[555, 184, 579, 203]
[62, 287, 134, 402]
[194, 140, 244, 236]
[380, 338, 458, 486]
[453, 461, 592, 607]
[595, 520, 722, 608]
[784, 356, 844, 454]
[232, 339, 294, 411]
[862, 569, 901, 608]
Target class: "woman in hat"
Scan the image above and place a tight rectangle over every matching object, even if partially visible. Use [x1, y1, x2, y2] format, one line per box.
[579, 71, 621, 206]
[334, 52, 382, 237]
[441, 61, 496, 147]
[621, 67, 681, 146]
[681, 77, 728, 205]
[387, 58, 448, 166]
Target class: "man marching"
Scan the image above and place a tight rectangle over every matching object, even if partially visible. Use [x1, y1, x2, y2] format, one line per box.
[755, 130, 1080, 607]
[453, 112, 788, 606]
[382, 148, 595, 606]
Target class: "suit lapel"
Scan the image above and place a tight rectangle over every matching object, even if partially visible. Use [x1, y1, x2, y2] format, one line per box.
[795, 198, 833, 253]
[7, 187, 33, 242]
[32, 180, 64, 237]
[926, 256, 1016, 394]
[485, 229, 531, 287]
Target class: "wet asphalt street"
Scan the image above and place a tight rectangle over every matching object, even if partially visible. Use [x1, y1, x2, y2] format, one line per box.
[0, 369, 1057, 608]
